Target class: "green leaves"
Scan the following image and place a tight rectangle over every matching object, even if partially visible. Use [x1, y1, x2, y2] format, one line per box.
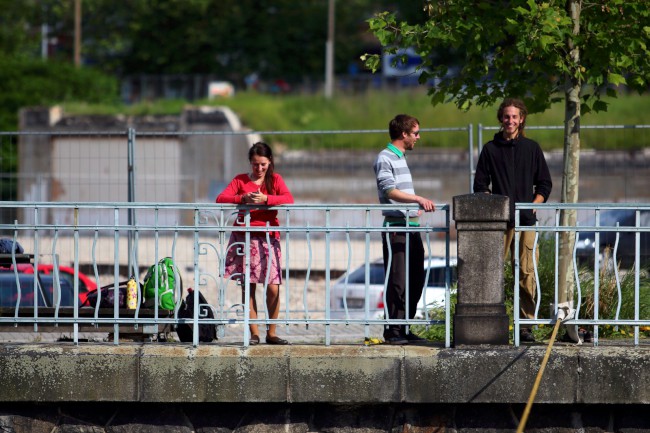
[363, 0, 650, 117]
[592, 99, 609, 113]
[360, 54, 381, 74]
[607, 72, 627, 86]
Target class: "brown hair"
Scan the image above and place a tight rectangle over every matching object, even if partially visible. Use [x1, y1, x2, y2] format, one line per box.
[389, 114, 419, 140]
[248, 142, 275, 194]
[497, 98, 528, 136]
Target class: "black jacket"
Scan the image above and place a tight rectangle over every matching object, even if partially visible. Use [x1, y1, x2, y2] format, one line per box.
[473, 133, 552, 227]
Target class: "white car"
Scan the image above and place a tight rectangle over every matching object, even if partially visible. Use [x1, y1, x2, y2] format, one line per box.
[328, 256, 457, 319]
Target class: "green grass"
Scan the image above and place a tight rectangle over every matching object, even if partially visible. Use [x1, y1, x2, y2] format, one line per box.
[411, 293, 456, 342]
[62, 89, 650, 150]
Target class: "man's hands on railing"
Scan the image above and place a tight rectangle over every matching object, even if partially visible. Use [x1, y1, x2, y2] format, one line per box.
[385, 189, 435, 212]
[417, 196, 436, 213]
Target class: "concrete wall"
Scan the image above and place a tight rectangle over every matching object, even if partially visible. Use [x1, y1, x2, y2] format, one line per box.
[2, 344, 650, 404]
[3, 344, 650, 431]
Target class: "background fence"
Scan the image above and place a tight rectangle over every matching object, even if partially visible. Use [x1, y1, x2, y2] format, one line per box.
[3, 114, 650, 227]
[0, 124, 472, 224]
[473, 124, 650, 193]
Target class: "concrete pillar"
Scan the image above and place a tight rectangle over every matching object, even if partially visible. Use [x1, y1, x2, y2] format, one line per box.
[453, 193, 510, 346]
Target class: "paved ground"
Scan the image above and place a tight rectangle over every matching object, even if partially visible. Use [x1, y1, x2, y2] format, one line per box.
[3, 324, 648, 347]
[0, 322, 389, 345]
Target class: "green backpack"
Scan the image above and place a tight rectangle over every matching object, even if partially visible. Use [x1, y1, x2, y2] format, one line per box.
[143, 257, 182, 310]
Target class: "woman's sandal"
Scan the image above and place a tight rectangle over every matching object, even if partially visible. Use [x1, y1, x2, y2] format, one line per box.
[266, 335, 289, 345]
[249, 335, 260, 345]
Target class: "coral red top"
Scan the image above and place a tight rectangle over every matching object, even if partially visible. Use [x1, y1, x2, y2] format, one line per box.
[216, 173, 294, 238]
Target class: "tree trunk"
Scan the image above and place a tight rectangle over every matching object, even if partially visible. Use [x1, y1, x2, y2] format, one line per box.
[558, 0, 581, 306]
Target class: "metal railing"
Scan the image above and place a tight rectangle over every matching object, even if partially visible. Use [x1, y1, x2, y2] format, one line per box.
[0, 202, 452, 347]
[514, 203, 650, 346]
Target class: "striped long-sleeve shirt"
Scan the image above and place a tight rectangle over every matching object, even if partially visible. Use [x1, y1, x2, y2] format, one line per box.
[373, 143, 419, 220]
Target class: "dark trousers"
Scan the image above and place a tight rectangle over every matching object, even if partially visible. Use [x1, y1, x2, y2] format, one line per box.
[381, 230, 425, 338]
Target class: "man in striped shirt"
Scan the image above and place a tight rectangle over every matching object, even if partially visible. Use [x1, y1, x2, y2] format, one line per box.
[374, 114, 436, 345]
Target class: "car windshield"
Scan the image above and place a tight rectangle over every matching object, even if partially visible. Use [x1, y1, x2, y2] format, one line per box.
[597, 211, 636, 226]
[426, 267, 457, 287]
[345, 263, 385, 285]
[0, 275, 73, 307]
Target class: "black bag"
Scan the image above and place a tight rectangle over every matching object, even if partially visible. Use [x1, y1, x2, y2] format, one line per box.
[176, 288, 217, 342]
[83, 280, 142, 308]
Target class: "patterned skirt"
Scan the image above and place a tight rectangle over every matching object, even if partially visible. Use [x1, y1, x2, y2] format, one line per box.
[223, 232, 283, 284]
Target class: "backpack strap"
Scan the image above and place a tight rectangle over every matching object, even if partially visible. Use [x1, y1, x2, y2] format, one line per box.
[98, 280, 131, 291]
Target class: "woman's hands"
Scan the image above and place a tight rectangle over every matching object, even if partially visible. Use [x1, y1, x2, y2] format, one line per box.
[242, 190, 267, 204]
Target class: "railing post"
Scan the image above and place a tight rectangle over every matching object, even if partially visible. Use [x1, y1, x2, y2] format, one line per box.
[453, 193, 510, 345]
[467, 123, 474, 193]
[127, 127, 136, 275]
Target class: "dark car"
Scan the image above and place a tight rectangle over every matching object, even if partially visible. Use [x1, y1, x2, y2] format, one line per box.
[1, 265, 96, 305]
[574, 210, 650, 270]
[0, 273, 74, 307]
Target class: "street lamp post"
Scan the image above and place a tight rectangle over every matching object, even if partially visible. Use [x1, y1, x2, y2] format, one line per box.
[324, 0, 335, 99]
[74, 0, 81, 67]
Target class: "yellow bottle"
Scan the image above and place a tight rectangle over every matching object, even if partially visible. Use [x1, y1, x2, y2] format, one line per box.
[126, 277, 138, 309]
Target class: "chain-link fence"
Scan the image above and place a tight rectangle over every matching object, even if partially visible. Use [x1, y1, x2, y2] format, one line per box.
[3, 111, 650, 226]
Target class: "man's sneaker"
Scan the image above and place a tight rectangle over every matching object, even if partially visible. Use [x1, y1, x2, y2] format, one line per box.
[519, 328, 536, 343]
[403, 333, 427, 342]
[559, 328, 593, 343]
[384, 336, 408, 345]
[580, 328, 593, 343]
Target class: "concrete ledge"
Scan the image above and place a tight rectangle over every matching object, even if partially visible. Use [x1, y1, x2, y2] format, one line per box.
[0, 344, 140, 402]
[1, 343, 649, 404]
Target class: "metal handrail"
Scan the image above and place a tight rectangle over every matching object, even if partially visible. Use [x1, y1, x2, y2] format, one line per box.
[514, 203, 650, 346]
[0, 202, 453, 347]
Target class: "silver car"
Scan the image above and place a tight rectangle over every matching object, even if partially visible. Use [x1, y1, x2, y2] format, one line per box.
[328, 256, 458, 319]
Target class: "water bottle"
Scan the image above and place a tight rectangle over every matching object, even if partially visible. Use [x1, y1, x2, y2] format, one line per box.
[126, 277, 138, 309]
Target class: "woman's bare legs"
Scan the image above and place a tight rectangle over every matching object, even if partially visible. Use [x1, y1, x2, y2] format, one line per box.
[243, 283, 260, 338]
[243, 283, 285, 343]
[265, 284, 280, 338]
[244, 284, 280, 333]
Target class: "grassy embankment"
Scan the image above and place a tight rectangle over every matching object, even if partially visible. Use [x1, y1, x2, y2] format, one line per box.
[63, 90, 650, 151]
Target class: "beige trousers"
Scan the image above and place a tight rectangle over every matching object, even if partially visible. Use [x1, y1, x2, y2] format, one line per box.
[504, 228, 539, 320]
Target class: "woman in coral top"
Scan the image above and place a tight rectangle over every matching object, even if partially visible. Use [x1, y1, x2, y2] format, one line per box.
[216, 142, 294, 345]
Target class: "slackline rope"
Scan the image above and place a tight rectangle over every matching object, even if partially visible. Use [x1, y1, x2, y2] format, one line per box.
[516, 319, 562, 433]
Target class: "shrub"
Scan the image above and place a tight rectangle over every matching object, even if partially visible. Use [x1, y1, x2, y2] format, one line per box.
[0, 56, 119, 131]
[411, 290, 456, 342]
[0, 56, 119, 201]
